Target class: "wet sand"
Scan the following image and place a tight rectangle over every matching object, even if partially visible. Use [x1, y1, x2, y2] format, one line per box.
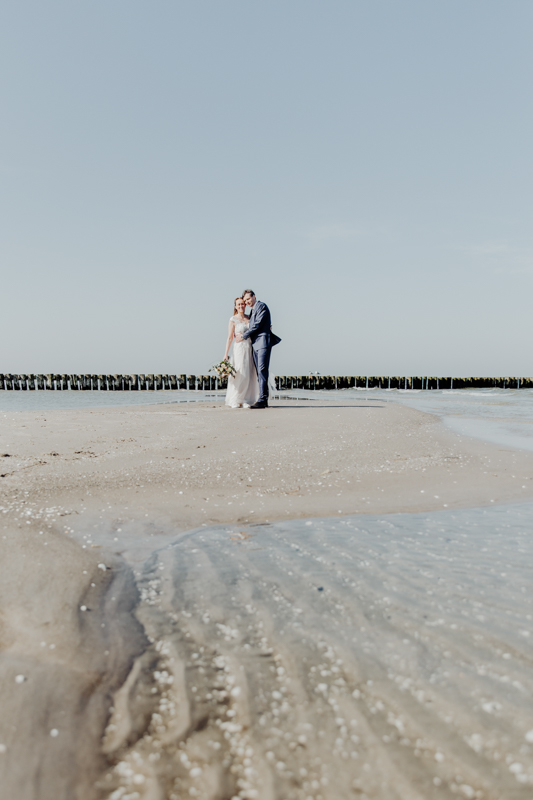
[1, 399, 533, 799]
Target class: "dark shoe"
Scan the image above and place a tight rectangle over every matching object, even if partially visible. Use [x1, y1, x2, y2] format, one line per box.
[250, 401, 267, 409]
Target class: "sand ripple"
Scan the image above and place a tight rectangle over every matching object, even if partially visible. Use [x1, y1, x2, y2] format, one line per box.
[98, 504, 533, 800]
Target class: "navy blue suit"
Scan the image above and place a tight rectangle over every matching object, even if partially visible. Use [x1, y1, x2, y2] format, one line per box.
[242, 300, 271, 404]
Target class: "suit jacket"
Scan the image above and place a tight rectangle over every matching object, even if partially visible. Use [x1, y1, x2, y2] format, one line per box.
[242, 300, 271, 351]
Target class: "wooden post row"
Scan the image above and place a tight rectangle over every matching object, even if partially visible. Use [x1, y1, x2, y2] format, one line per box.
[0, 375, 532, 390]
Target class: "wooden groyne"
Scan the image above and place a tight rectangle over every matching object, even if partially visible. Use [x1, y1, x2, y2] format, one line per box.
[0, 374, 532, 390]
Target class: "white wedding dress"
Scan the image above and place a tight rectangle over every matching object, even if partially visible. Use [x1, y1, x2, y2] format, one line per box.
[225, 316, 260, 408]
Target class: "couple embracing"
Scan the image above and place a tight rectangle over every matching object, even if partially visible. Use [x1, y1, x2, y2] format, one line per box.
[224, 290, 278, 409]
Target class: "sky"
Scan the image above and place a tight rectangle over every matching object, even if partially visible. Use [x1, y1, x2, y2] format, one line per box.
[1, 1, 532, 377]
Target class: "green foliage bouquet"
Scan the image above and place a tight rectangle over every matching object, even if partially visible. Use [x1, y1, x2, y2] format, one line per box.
[210, 359, 236, 380]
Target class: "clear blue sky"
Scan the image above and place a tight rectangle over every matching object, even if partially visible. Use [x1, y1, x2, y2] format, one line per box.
[1, 1, 532, 376]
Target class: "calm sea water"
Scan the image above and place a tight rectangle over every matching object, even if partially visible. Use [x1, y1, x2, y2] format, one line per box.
[80, 501, 533, 797]
[0, 389, 226, 411]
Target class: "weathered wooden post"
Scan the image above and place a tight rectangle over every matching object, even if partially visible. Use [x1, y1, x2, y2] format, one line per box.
[0, 374, 5, 390]
[187, 375, 196, 391]
[145, 374, 154, 390]
[154, 374, 162, 390]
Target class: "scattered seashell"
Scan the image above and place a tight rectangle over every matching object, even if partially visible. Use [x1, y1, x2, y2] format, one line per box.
[50, 729, 59, 737]
[15, 674, 26, 684]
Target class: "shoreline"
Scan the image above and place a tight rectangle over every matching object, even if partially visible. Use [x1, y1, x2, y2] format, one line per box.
[2, 398, 533, 530]
[2, 398, 533, 798]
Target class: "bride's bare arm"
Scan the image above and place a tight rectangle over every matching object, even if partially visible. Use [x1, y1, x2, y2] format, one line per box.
[224, 319, 235, 361]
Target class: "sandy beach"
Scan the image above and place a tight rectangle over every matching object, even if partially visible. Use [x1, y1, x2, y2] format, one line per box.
[2, 398, 533, 799]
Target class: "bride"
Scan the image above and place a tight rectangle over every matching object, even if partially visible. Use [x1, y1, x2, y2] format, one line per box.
[224, 297, 259, 408]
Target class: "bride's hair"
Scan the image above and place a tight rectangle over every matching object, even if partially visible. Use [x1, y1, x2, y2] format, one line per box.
[234, 296, 244, 315]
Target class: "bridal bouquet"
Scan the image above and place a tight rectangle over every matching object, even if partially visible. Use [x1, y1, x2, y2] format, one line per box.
[210, 359, 236, 379]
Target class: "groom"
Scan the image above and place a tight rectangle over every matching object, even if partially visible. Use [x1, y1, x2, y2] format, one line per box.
[235, 289, 272, 409]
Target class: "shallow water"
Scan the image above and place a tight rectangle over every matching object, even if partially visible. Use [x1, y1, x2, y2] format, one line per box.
[280, 387, 533, 453]
[5, 385, 533, 796]
[86, 503, 533, 799]
[0, 389, 226, 411]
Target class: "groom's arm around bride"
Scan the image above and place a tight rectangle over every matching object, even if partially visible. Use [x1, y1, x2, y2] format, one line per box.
[236, 290, 272, 407]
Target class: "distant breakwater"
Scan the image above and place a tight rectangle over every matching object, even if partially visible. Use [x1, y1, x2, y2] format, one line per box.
[0, 374, 531, 390]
